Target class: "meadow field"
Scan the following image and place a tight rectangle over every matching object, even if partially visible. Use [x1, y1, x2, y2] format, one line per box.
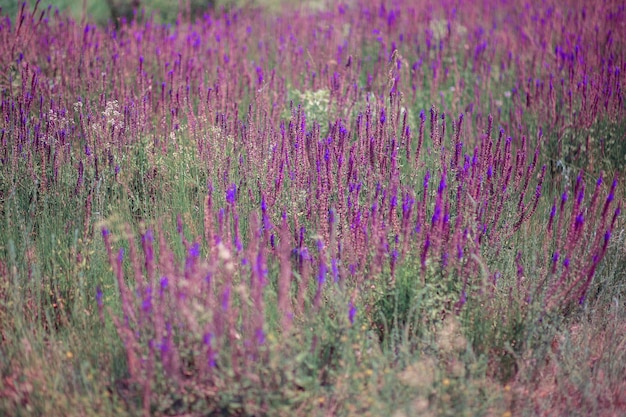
[1, 0, 625, 415]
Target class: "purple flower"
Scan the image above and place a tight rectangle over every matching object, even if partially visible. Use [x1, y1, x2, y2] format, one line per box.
[226, 183, 237, 204]
[332, 258, 339, 282]
[160, 276, 168, 297]
[256, 328, 266, 345]
[349, 302, 356, 324]
[256, 66, 264, 85]
[576, 189, 584, 205]
[438, 175, 447, 194]
[575, 213, 584, 229]
[432, 202, 441, 225]
[318, 263, 327, 284]
[607, 191, 615, 204]
[96, 286, 103, 307]
[221, 287, 230, 311]
[143, 229, 154, 242]
[402, 194, 414, 218]
[458, 290, 467, 307]
[142, 287, 152, 313]
[189, 242, 200, 258]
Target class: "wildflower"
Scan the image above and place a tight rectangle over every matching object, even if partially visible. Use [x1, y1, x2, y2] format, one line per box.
[226, 184, 237, 204]
[348, 302, 356, 324]
[96, 286, 103, 307]
[159, 276, 168, 297]
[189, 242, 200, 258]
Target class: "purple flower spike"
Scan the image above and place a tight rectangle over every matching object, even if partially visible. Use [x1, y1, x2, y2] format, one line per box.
[438, 175, 447, 194]
[221, 287, 230, 311]
[459, 290, 467, 307]
[575, 213, 584, 229]
[189, 242, 200, 258]
[332, 258, 339, 282]
[256, 328, 266, 345]
[159, 276, 169, 297]
[432, 203, 441, 225]
[226, 183, 237, 204]
[576, 189, 584, 205]
[349, 302, 356, 324]
[142, 287, 152, 313]
[560, 191, 568, 211]
[390, 194, 397, 209]
[607, 191, 615, 204]
[318, 263, 327, 284]
[96, 286, 103, 307]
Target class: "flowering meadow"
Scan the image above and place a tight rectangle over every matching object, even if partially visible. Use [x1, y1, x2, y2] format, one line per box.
[1, 0, 625, 415]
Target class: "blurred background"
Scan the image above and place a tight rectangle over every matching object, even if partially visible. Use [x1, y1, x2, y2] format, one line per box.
[0, 0, 318, 25]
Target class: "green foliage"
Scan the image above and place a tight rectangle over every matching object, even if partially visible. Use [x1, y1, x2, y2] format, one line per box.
[284, 88, 331, 130]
